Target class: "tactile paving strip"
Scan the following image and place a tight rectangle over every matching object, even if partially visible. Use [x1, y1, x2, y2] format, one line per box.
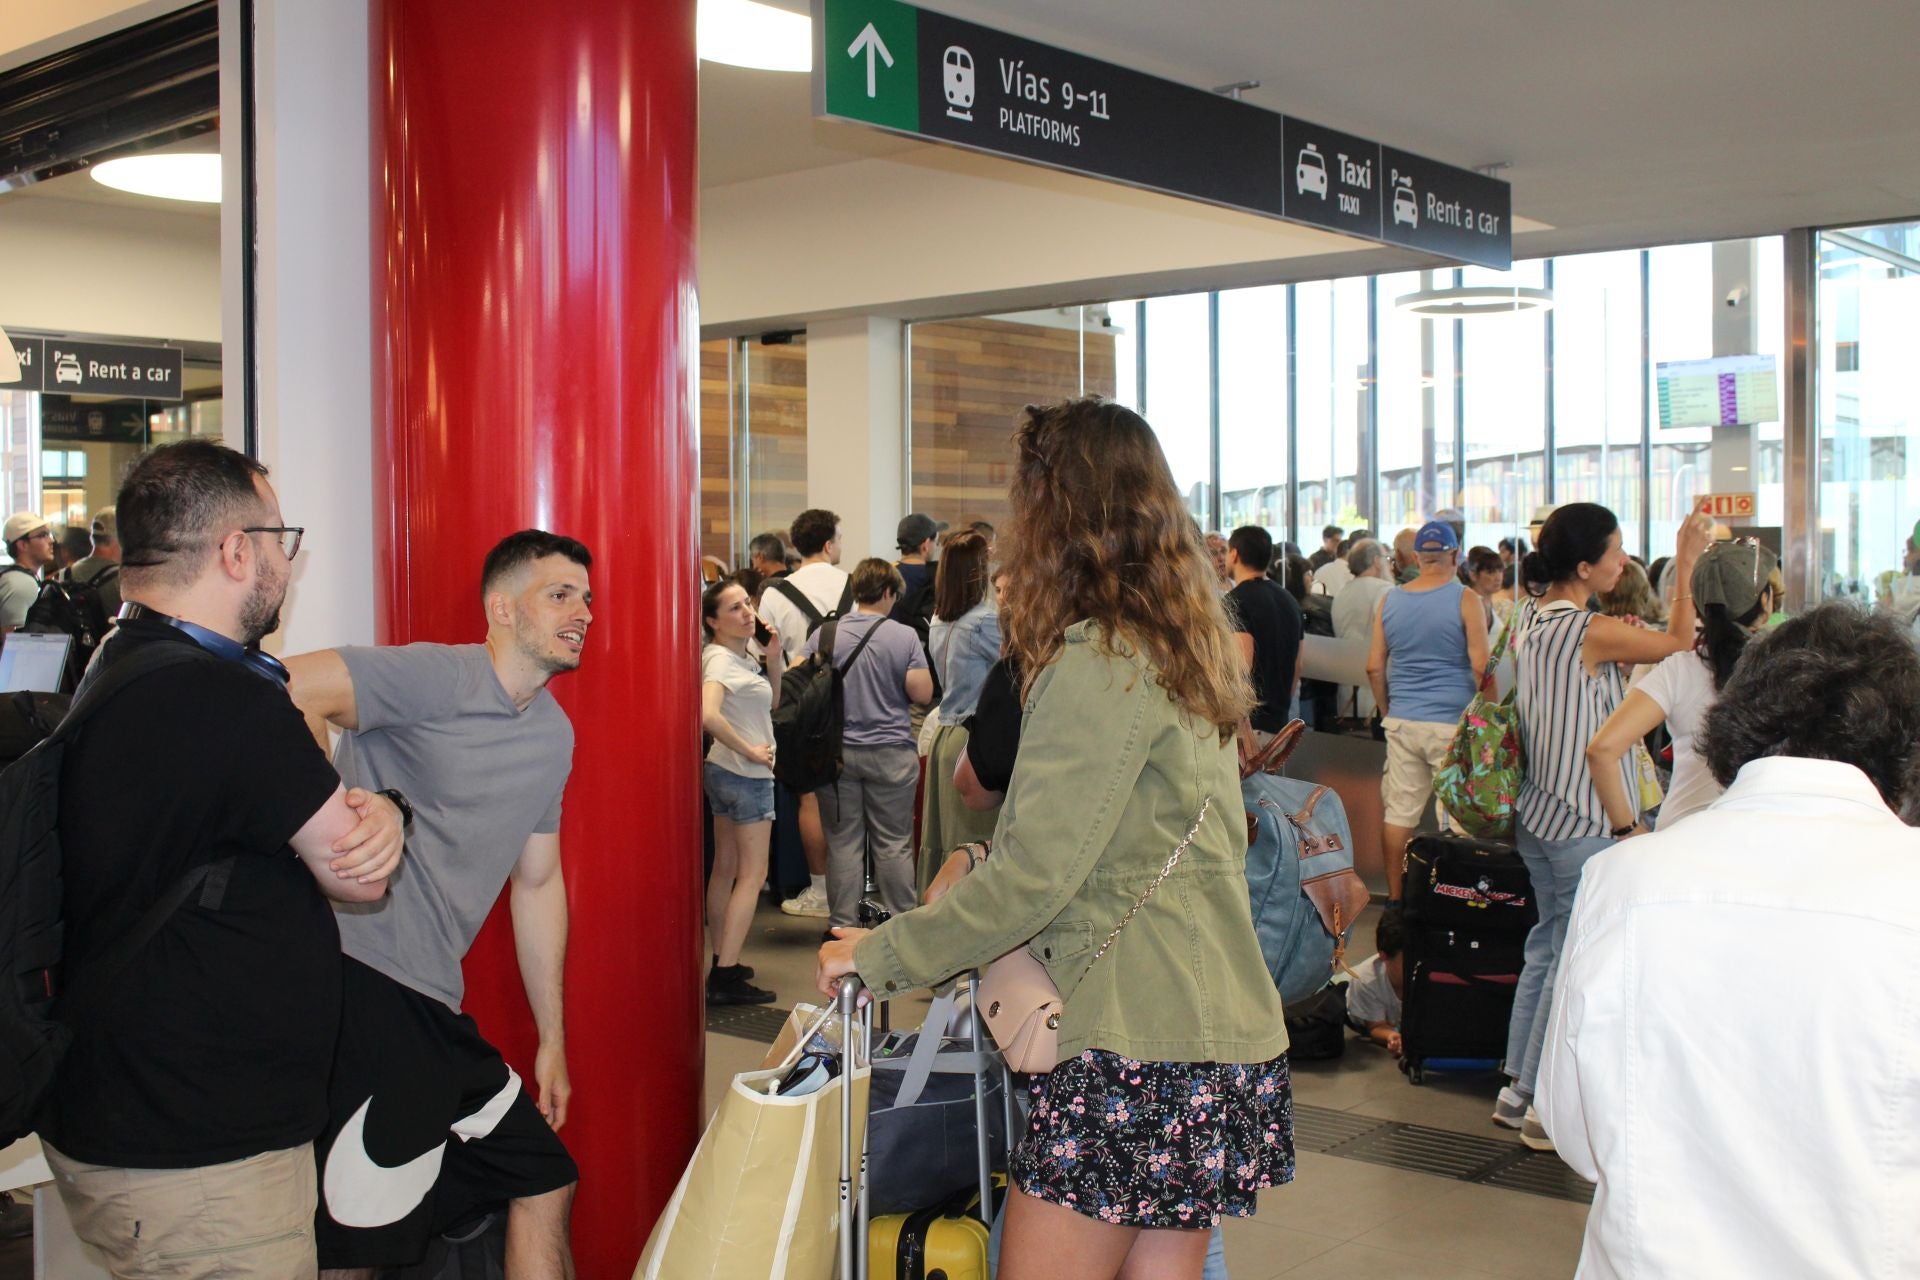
[705, 1004, 795, 1043]
[1290, 1105, 1595, 1204]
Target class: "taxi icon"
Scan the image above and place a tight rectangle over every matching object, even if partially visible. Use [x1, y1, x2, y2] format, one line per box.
[1393, 179, 1419, 228]
[1295, 145, 1328, 198]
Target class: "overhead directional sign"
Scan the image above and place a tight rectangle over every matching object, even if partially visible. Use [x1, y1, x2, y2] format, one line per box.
[0, 335, 184, 401]
[813, 0, 1512, 268]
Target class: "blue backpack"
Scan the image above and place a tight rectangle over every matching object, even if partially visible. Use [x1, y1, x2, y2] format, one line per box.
[1241, 724, 1372, 1006]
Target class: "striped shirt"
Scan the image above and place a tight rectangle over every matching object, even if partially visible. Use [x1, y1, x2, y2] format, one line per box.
[1515, 602, 1635, 840]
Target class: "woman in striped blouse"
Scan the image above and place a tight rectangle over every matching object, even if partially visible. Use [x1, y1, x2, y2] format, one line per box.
[1495, 503, 1713, 1150]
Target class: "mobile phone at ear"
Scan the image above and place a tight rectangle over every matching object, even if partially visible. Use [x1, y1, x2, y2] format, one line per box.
[755, 620, 773, 647]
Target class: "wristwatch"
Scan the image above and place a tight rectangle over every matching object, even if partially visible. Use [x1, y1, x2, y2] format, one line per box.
[1610, 821, 1638, 838]
[378, 788, 415, 830]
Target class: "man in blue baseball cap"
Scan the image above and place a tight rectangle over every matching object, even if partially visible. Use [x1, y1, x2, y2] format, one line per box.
[1365, 518, 1490, 906]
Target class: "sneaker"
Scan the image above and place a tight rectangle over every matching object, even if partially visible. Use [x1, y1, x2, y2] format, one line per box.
[711, 957, 755, 981]
[1491, 1085, 1529, 1130]
[780, 885, 830, 918]
[707, 969, 777, 1006]
[1520, 1106, 1555, 1152]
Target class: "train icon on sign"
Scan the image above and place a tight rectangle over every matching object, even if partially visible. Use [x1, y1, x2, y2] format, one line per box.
[943, 46, 974, 121]
[1295, 145, 1328, 198]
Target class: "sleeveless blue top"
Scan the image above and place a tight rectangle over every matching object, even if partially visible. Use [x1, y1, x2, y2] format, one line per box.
[1380, 579, 1477, 724]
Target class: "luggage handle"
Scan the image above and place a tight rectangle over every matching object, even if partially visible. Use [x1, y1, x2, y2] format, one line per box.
[837, 978, 872, 1280]
[1240, 718, 1306, 779]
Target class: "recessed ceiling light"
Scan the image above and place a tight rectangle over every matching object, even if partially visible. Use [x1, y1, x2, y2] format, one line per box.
[700, 0, 811, 72]
[1394, 285, 1555, 317]
[91, 154, 221, 203]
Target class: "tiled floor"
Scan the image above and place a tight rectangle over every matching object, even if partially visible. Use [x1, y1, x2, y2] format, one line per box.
[706, 902, 1590, 1279]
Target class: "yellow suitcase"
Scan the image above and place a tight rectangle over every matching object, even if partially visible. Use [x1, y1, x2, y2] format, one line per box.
[866, 1190, 991, 1280]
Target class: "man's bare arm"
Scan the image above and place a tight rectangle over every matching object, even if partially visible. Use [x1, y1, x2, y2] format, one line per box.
[288, 785, 401, 903]
[285, 650, 359, 752]
[511, 832, 571, 1129]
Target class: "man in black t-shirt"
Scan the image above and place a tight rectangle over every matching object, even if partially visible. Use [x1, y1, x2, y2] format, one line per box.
[39, 441, 404, 1280]
[1224, 526, 1304, 744]
[1309, 524, 1344, 572]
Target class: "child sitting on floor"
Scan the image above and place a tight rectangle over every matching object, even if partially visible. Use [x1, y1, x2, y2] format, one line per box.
[1346, 912, 1405, 1056]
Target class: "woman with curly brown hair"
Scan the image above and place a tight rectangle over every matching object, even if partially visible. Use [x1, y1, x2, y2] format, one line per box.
[819, 398, 1291, 1280]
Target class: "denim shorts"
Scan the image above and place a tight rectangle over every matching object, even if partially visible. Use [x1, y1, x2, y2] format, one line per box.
[703, 761, 775, 824]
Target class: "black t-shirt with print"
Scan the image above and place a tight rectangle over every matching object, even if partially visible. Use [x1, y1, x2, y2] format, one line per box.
[39, 621, 345, 1167]
[1228, 577, 1305, 733]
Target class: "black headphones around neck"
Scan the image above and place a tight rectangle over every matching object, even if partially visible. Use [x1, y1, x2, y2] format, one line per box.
[117, 603, 291, 687]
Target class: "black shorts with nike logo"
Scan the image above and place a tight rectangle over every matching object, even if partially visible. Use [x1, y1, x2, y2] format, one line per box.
[314, 958, 578, 1268]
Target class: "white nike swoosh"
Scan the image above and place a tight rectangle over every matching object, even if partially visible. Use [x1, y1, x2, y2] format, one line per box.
[323, 1067, 524, 1230]
[324, 1098, 446, 1229]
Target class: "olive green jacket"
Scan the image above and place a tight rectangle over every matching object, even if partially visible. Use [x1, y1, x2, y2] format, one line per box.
[855, 621, 1288, 1067]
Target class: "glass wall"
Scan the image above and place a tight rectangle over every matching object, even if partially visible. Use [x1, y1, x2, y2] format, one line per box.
[697, 334, 809, 568]
[906, 234, 1791, 571]
[1817, 219, 1920, 604]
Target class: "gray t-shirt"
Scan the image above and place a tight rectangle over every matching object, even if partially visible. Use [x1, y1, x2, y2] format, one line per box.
[0, 566, 40, 630]
[330, 643, 573, 1009]
[798, 611, 926, 748]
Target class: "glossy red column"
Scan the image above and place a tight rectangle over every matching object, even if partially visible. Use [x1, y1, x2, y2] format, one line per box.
[372, 1, 701, 1273]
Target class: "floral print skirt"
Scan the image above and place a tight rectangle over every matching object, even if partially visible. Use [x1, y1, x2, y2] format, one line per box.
[1007, 1049, 1295, 1229]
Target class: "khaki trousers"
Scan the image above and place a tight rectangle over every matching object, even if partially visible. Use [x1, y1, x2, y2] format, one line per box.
[44, 1141, 317, 1279]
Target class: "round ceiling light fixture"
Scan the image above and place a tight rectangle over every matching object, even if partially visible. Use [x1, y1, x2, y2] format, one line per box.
[90, 153, 222, 203]
[1394, 285, 1554, 317]
[699, 0, 811, 72]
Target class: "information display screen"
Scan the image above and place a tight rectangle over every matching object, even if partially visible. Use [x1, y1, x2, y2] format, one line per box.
[1655, 355, 1779, 428]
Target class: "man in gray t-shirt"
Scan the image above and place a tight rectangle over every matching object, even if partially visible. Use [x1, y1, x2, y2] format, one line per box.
[287, 531, 592, 1273]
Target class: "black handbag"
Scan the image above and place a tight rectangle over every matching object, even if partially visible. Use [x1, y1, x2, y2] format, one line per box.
[866, 986, 1009, 1217]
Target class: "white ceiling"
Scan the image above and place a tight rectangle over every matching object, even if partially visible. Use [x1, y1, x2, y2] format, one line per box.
[700, 0, 1920, 257]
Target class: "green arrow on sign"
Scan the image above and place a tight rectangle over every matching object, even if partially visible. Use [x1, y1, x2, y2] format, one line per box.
[820, 0, 918, 132]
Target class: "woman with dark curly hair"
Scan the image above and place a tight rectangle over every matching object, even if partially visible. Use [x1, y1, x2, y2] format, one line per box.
[818, 398, 1290, 1280]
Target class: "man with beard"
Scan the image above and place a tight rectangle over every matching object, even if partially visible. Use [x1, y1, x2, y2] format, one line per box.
[37, 440, 406, 1279]
[286, 530, 590, 1278]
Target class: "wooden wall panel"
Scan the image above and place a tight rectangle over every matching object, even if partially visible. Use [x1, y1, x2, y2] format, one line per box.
[698, 339, 733, 566]
[910, 318, 1115, 532]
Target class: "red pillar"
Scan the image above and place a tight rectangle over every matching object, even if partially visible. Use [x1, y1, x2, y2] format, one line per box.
[372, 1, 701, 1273]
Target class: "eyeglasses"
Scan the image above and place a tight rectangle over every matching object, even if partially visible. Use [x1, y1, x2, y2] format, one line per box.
[243, 526, 304, 559]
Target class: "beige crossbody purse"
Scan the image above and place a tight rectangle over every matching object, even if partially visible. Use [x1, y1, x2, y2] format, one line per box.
[978, 797, 1213, 1073]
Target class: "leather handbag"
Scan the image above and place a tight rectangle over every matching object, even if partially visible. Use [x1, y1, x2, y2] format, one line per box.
[978, 796, 1213, 1073]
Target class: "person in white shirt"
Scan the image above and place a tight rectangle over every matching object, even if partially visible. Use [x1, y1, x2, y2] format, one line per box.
[756, 508, 850, 920]
[1585, 540, 1777, 834]
[1331, 539, 1393, 718]
[1344, 913, 1404, 1057]
[1539, 603, 1920, 1279]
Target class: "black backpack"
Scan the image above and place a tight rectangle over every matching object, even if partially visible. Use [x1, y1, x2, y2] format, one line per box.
[767, 576, 854, 638]
[0, 641, 221, 1146]
[769, 618, 882, 794]
[17, 565, 116, 692]
[893, 566, 942, 701]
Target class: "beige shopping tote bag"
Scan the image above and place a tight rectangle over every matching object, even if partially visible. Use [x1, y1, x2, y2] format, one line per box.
[636, 1004, 870, 1280]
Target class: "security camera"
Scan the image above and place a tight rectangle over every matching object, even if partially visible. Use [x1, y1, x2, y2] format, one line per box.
[1724, 286, 1748, 308]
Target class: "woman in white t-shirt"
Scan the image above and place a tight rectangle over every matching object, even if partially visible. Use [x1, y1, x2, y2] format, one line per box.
[700, 579, 785, 1005]
[1586, 541, 1778, 833]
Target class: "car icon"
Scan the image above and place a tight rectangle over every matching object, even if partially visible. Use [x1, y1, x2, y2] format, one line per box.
[1295, 145, 1327, 198]
[943, 46, 974, 120]
[53, 352, 83, 386]
[1393, 180, 1418, 228]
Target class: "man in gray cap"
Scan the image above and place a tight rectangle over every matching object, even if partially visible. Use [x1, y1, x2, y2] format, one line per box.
[890, 512, 945, 632]
[1, 510, 54, 631]
[59, 505, 122, 619]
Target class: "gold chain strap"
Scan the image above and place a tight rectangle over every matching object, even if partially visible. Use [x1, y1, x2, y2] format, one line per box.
[1082, 795, 1213, 976]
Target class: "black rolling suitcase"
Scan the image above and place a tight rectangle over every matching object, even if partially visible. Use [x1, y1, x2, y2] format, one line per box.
[1398, 834, 1539, 1084]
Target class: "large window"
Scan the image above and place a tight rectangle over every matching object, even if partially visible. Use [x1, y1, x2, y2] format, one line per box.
[902, 233, 1802, 579]
[1376, 270, 1456, 534]
[1552, 251, 1644, 553]
[1217, 286, 1289, 537]
[1294, 278, 1368, 539]
[697, 334, 809, 568]
[1817, 220, 1920, 603]
[1459, 261, 1548, 551]
[1141, 293, 1213, 526]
